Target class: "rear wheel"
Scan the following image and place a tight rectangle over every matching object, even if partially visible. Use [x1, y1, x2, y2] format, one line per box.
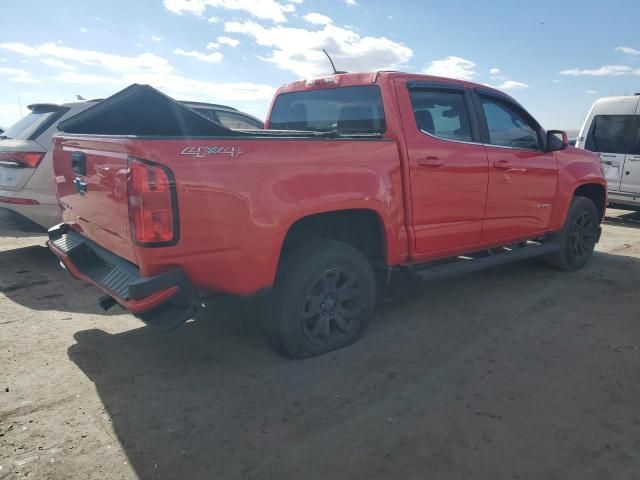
[270, 239, 375, 358]
[545, 196, 600, 271]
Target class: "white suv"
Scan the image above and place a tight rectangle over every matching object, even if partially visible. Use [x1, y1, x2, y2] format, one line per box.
[576, 94, 640, 209]
[0, 100, 263, 231]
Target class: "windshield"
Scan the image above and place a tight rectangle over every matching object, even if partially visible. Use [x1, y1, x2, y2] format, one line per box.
[268, 85, 386, 133]
[2, 108, 60, 140]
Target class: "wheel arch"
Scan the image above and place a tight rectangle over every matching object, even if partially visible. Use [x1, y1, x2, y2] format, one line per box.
[573, 182, 606, 221]
[278, 208, 388, 272]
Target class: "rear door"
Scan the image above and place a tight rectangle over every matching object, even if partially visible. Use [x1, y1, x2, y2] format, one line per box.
[619, 102, 640, 194]
[396, 80, 488, 256]
[476, 91, 558, 242]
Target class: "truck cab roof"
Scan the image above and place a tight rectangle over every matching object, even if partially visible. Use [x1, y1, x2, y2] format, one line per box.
[276, 71, 513, 101]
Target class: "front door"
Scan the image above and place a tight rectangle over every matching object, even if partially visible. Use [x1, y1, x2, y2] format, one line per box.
[477, 92, 558, 243]
[396, 81, 488, 256]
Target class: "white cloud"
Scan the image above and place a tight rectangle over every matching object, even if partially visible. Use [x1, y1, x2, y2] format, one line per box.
[583, 89, 599, 95]
[560, 65, 635, 76]
[163, 0, 296, 23]
[0, 42, 38, 56]
[79, 27, 90, 33]
[0, 103, 23, 129]
[485, 67, 528, 90]
[225, 20, 412, 77]
[303, 12, 332, 25]
[423, 56, 476, 81]
[345, 0, 358, 5]
[55, 72, 122, 85]
[207, 42, 220, 49]
[217, 36, 240, 47]
[615, 46, 640, 56]
[151, 35, 163, 42]
[174, 48, 223, 63]
[491, 80, 528, 90]
[40, 58, 77, 70]
[208, 16, 221, 23]
[0, 42, 172, 74]
[55, 71, 276, 102]
[0, 66, 40, 83]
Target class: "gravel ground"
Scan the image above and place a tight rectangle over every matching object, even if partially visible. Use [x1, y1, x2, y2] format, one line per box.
[1, 209, 639, 480]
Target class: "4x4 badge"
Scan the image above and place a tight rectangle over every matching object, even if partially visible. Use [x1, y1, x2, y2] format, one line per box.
[180, 146, 243, 158]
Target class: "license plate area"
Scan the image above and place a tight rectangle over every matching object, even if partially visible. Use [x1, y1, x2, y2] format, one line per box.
[0, 166, 19, 187]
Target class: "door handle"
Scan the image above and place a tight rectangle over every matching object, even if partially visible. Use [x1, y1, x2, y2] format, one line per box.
[493, 159, 512, 169]
[418, 156, 443, 167]
[493, 159, 527, 173]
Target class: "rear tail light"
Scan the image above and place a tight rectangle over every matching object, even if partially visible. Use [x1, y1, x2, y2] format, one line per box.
[0, 152, 45, 168]
[127, 157, 179, 246]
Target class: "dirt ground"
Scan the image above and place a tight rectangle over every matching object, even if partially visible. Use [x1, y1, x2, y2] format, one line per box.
[1, 210, 639, 480]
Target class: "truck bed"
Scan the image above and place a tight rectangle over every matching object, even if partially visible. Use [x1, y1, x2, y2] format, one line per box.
[53, 133, 403, 295]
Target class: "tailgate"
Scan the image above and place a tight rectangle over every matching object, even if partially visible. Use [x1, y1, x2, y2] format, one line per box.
[53, 136, 137, 263]
[52, 83, 238, 264]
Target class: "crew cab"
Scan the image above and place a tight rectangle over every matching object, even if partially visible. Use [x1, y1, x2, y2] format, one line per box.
[48, 72, 606, 358]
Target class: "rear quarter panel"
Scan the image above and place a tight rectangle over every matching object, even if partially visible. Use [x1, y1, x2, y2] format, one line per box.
[125, 137, 405, 295]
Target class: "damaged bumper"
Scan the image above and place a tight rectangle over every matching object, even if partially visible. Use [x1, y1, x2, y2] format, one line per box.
[48, 224, 195, 329]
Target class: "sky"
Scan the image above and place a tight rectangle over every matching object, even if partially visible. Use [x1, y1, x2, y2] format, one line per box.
[1, 0, 640, 131]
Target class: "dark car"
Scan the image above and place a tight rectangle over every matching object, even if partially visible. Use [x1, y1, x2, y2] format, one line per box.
[183, 101, 264, 130]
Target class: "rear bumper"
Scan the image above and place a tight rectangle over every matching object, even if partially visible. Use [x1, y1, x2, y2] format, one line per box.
[47, 224, 195, 317]
[0, 202, 58, 231]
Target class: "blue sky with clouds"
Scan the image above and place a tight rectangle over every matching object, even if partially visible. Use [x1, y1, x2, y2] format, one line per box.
[1, 0, 640, 130]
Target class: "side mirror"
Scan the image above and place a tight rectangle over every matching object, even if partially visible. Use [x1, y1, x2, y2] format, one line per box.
[547, 130, 569, 152]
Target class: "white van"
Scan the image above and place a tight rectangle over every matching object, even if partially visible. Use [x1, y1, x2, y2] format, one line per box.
[576, 94, 640, 209]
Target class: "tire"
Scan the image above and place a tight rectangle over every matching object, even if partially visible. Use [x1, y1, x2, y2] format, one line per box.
[269, 239, 376, 359]
[545, 196, 600, 271]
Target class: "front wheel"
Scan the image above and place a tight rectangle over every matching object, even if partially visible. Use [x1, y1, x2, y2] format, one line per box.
[545, 196, 600, 271]
[270, 239, 376, 359]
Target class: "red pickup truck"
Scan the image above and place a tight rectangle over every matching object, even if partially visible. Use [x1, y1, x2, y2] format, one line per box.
[48, 72, 606, 358]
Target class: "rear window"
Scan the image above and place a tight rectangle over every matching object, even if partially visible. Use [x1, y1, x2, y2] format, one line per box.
[215, 111, 263, 130]
[269, 85, 386, 133]
[3, 107, 62, 140]
[585, 115, 640, 154]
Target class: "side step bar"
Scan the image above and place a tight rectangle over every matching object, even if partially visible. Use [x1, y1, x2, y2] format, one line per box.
[407, 242, 560, 282]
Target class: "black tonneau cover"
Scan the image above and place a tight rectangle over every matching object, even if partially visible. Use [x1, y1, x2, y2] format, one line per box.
[58, 83, 383, 139]
[58, 84, 240, 136]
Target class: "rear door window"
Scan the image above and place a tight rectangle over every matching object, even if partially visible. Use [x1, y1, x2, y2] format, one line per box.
[480, 97, 541, 150]
[3, 107, 63, 140]
[585, 115, 639, 154]
[409, 89, 473, 142]
[190, 108, 220, 123]
[269, 85, 386, 133]
[215, 111, 263, 130]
